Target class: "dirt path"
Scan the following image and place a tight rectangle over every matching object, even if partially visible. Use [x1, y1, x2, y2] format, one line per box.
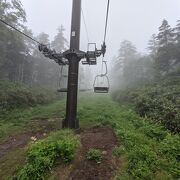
[0, 118, 60, 158]
[0, 131, 47, 157]
[69, 127, 117, 180]
[0, 125, 118, 179]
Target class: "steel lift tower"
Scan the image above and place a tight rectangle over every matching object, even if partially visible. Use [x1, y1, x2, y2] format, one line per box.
[38, 0, 108, 129]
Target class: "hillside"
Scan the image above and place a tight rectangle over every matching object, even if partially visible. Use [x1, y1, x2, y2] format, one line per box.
[112, 75, 180, 133]
[0, 81, 57, 113]
[0, 95, 179, 179]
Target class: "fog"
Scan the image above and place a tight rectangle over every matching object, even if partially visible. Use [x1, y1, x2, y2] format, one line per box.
[1, 1, 179, 176]
[1, 0, 180, 90]
[22, 0, 180, 56]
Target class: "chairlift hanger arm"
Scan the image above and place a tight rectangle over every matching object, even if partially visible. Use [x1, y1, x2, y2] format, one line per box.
[38, 44, 68, 65]
[81, 43, 106, 65]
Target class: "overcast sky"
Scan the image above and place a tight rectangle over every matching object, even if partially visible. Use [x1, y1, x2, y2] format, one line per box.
[21, 0, 180, 59]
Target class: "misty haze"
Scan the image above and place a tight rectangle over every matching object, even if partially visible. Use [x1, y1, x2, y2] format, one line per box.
[0, 0, 179, 179]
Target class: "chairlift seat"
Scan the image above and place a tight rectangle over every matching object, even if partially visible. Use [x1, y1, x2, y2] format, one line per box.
[94, 87, 109, 93]
[57, 88, 68, 93]
[82, 43, 97, 65]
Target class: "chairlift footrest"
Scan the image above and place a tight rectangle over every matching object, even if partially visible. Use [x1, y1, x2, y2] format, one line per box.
[57, 88, 68, 92]
[94, 87, 109, 93]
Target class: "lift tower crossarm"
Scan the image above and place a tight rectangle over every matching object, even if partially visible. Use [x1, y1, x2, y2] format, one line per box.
[39, 43, 104, 66]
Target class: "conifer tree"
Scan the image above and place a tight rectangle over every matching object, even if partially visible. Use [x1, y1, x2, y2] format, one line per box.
[155, 19, 175, 74]
[51, 25, 68, 52]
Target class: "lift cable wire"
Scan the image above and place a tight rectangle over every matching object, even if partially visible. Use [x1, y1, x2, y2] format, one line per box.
[81, 7, 90, 44]
[101, 0, 110, 75]
[0, 17, 69, 66]
[0, 17, 41, 45]
[103, 0, 110, 44]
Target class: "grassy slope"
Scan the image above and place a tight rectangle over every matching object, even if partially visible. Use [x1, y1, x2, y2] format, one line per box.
[0, 100, 66, 140]
[0, 94, 179, 179]
[0, 80, 57, 113]
[78, 95, 180, 180]
[0, 100, 66, 179]
[16, 130, 80, 180]
[112, 75, 180, 133]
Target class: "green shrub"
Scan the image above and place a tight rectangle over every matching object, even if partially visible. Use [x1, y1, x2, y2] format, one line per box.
[16, 130, 80, 179]
[159, 134, 180, 161]
[86, 149, 102, 163]
[0, 81, 57, 113]
[158, 134, 180, 179]
[139, 124, 167, 141]
[116, 129, 149, 150]
[112, 75, 180, 133]
[128, 145, 159, 179]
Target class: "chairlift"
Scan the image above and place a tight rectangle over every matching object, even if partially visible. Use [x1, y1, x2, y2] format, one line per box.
[93, 74, 110, 93]
[82, 43, 97, 65]
[57, 66, 68, 93]
[93, 61, 110, 93]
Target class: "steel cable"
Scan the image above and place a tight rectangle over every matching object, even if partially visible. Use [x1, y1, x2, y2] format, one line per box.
[81, 8, 90, 44]
[103, 0, 110, 43]
[101, 0, 110, 75]
[0, 17, 41, 45]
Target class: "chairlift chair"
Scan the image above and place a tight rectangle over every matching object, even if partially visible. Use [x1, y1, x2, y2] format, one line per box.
[93, 74, 110, 93]
[82, 43, 97, 65]
[57, 66, 68, 93]
[93, 60, 110, 93]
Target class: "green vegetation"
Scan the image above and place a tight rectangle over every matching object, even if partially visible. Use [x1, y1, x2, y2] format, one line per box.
[110, 19, 180, 135]
[86, 149, 102, 163]
[0, 148, 26, 180]
[0, 1, 179, 179]
[112, 75, 180, 133]
[0, 100, 66, 140]
[0, 95, 179, 179]
[0, 100, 66, 179]
[113, 146, 126, 157]
[0, 1, 69, 90]
[15, 130, 80, 180]
[0, 81, 58, 113]
[78, 95, 180, 180]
